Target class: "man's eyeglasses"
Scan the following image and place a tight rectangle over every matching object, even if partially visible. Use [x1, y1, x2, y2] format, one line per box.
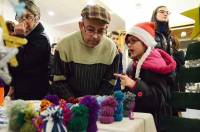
[83, 24, 107, 36]
[157, 10, 171, 15]
[15, 14, 35, 22]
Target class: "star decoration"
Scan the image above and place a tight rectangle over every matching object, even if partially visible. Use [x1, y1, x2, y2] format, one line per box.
[181, 6, 200, 40]
[0, 15, 27, 67]
[0, 28, 18, 84]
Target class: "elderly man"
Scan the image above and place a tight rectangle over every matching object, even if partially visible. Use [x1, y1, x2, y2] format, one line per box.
[8, 1, 50, 100]
[52, 4, 119, 98]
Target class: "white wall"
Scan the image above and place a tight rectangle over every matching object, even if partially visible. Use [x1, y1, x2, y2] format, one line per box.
[43, 23, 67, 44]
[0, 1, 66, 45]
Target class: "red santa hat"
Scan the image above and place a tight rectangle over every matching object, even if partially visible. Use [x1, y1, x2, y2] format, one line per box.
[125, 22, 158, 79]
[125, 22, 157, 47]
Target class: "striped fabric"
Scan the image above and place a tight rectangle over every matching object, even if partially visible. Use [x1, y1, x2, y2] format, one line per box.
[52, 53, 119, 97]
[51, 31, 119, 98]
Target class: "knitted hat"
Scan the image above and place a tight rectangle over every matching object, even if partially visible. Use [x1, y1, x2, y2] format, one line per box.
[113, 91, 125, 121]
[99, 96, 117, 124]
[125, 22, 157, 78]
[81, 4, 111, 24]
[67, 105, 89, 132]
[41, 106, 67, 132]
[80, 96, 100, 132]
[125, 22, 157, 47]
[123, 92, 136, 119]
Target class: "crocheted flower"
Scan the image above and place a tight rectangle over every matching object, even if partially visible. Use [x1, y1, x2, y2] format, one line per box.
[40, 99, 53, 112]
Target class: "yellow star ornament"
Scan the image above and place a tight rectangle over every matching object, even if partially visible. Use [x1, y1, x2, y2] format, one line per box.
[181, 6, 200, 40]
[0, 15, 27, 67]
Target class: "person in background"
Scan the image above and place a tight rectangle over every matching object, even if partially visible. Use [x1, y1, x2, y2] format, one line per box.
[109, 31, 123, 91]
[8, 0, 50, 100]
[51, 4, 119, 98]
[49, 43, 57, 83]
[151, 5, 185, 91]
[114, 22, 176, 131]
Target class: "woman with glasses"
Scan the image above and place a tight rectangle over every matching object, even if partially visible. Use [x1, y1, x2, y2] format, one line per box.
[151, 6, 185, 91]
[8, 1, 50, 100]
[151, 6, 176, 55]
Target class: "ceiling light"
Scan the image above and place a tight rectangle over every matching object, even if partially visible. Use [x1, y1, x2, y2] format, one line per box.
[48, 11, 55, 16]
[86, 0, 95, 5]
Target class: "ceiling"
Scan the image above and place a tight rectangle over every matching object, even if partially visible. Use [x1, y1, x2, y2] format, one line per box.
[35, 0, 125, 34]
[34, 0, 199, 34]
[1, 0, 199, 42]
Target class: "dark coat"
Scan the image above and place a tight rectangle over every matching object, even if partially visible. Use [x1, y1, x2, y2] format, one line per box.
[126, 49, 176, 129]
[10, 22, 51, 100]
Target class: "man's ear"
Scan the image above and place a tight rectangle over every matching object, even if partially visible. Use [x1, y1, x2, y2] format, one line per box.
[105, 24, 108, 29]
[78, 21, 83, 30]
[34, 16, 40, 23]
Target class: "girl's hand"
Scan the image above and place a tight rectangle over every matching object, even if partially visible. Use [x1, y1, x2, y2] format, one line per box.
[114, 73, 136, 89]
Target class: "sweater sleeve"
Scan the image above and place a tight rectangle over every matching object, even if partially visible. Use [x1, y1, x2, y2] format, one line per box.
[51, 50, 74, 99]
[14, 35, 50, 71]
[98, 54, 119, 95]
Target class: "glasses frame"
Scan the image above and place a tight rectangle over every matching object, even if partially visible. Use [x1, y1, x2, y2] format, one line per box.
[16, 13, 35, 22]
[82, 23, 107, 37]
[157, 9, 171, 15]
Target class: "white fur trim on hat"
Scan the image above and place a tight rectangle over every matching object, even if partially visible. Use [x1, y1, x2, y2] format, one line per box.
[127, 27, 157, 47]
[135, 47, 152, 79]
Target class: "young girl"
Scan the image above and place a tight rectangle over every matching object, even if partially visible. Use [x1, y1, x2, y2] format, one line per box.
[114, 22, 176, 130]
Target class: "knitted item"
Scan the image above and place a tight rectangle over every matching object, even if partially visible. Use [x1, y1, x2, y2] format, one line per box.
[20, 103, 38, 132]
[96, 96, 106, 106]
[62, 106, 71, 125]
[67, 104, 89, 132]
[123, 92, 136, 119]
[99, 96, 117, 124]
[80, 96, 100, 132]
[40, 99, 53, 112]
[7, 100, 28, 131]
[67, 97, 79, 104]
[32, 116, 44, 132]
[41, 106, 67, 132]
[44, 95, 60, 105]
[114, 91, 125, 121]
[59, 100, 72, 125]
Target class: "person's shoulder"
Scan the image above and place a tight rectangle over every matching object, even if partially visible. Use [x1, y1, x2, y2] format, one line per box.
[101, 36, 117, 50]
[57, 31, 79, 49]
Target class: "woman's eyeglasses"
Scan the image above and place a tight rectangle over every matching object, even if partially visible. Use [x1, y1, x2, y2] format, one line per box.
[157, 10, 171, 15]
[16, 14, 35, 22]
